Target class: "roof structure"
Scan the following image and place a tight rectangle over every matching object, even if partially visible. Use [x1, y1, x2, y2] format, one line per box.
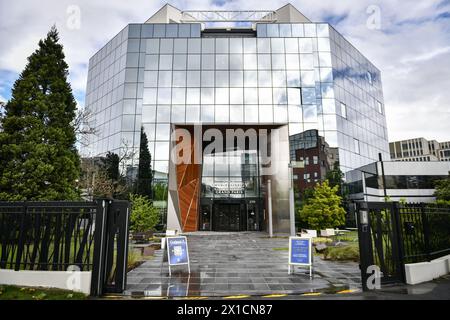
[145, 3, 311, 24]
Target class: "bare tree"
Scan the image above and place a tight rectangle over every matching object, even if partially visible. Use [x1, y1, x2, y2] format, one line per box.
[73, 107, 98, 146]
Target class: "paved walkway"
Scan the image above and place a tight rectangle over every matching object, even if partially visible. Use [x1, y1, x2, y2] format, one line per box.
[125, 232, 361, 297]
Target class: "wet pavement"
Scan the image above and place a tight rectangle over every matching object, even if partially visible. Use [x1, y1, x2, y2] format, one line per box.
[125, 232, 361, 297]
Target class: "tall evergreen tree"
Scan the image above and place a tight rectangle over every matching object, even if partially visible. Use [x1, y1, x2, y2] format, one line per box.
[135, 127, 153, 198]
[0, 26, 80, 200]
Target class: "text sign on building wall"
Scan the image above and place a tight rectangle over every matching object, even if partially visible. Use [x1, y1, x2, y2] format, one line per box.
[288, 236, 312, 277]
[167, 236, 189, 266]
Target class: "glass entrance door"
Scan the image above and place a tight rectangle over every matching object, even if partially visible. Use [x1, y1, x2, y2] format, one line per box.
[213, 203, 241, 231]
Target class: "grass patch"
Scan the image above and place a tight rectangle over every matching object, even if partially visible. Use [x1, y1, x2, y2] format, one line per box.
[0, 285, 87, 300]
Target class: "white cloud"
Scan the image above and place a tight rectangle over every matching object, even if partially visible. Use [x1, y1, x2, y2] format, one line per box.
[0, 0, 449, 141]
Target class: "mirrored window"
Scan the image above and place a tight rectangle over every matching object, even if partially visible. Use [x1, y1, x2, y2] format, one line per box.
[155, 123, 170, 140]
[229, 105, 244, 122]
[172, 88, 186, 104]
[243, 38, 257, 53]
[257, 38, 271, 53]
[230, 71, 243, 87]
[244, 105, 258, 123]
[188, 39, 201, 54]
[173, 71, 186, 87]
[229, 54, 243, 70]
[201, 71, 215, 87]
[186, 71, 200, 87]
[160, 39, 173, 54]
[156, 105, 170, 123]
[258, 70, 272, 87]
[201, 88, 214, 104]
[201, 105, 214, 122]
[216, 38, 228, 53]
[230, 38, 243, 53]
[216, 70, 229, 87]
[244, 71, 258, 87]
[215, 104, 229, 122]
[171, 105, 185, 123]
[159, 55, 173, 70]
[186, 88, 200, 104]
[144, 71, 158, 87]
[187, 54, 200, 69]
[244, 88, 258, 104]
[158, 71, 172, 87]
[257, 54, 271, 70]
[304, 105, 318, 122]
[202, 39, 215, 53]
[173, 54, 186, 70]
[216, 55, 228, 70]
[142, 105, 156, 122]
[186, 105, 200, 122]
[201, 55, 215, 69]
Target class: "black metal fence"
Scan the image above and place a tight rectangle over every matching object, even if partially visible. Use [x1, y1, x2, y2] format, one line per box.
[399, 203, 450, 264]
[0, 199, 130, 296]
[0, 201, 100, 271]
[356, 201, 450, 289]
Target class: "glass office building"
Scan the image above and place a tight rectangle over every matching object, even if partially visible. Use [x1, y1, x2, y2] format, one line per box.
[82, 4, 389, 233]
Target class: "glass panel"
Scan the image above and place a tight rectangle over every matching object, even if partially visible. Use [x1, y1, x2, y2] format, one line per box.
[188, 39, 201, 53]
[142, 105, 156, 122]
[160, 39, 173, 54]
[215, 104, 229, 122]
[156, 105, 170, 122]
[171, 105, 185, 123]
[173, 54, 186, 70]
[186, 105, 200, 122]
[187, 55, 201, 69]
[230, 71, 243, 87]
[229, 105, 244, 123]
[155, 142, 170, 160]
[201, 88, 214, 104]
[274, 105, 288, 123]
[155, 123, 170, 140]
[186, 71, 200, 87]
[172, 88, 186, 104]
[173, 71, 186, 87]
[145, 55, 159, 70]
[230, 88, 243, 104]
[186, 88, 200, 104]
[201, 104, 214, 122]
[159, 55, 173, 70]
[144, 70, 158, 87]
[201, 71, 215, 87]
[244, 105, 258, 122]
[201, 54, 215, 69]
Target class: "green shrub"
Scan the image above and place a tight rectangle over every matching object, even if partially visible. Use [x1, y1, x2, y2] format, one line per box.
[129, 194, 160, 232]
[323, 245, 359, 262]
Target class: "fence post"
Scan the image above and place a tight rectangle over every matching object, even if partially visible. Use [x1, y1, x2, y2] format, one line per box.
[14, 202, 27, 271]
[420, 203, 432, 261]
[90, 199, 108, 296]
[392, 202, 406, 283]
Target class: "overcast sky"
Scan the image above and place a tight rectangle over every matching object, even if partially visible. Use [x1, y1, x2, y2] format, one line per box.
[0, 0, 449, 142]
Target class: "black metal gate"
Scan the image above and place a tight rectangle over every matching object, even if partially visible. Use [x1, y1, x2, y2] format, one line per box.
[91, 199, 130, 295]
[356, 202, 405, 290]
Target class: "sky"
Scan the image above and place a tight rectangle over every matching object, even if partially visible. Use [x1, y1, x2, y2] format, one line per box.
[0, 0, 449, 142]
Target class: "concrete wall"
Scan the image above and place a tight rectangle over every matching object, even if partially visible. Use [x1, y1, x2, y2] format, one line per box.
[405, 254, 450, 285]
[0, 269, 92, 295]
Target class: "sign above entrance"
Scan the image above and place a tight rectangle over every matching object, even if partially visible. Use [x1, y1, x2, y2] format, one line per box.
[288, 236, 312, 277]
[213, 181, 247, 194]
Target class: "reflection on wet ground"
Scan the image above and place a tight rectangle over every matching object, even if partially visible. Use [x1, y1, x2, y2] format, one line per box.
[125, 232, 361, 297]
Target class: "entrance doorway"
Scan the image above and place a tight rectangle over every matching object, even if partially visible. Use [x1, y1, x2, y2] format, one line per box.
[213, 203, 241, 231]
